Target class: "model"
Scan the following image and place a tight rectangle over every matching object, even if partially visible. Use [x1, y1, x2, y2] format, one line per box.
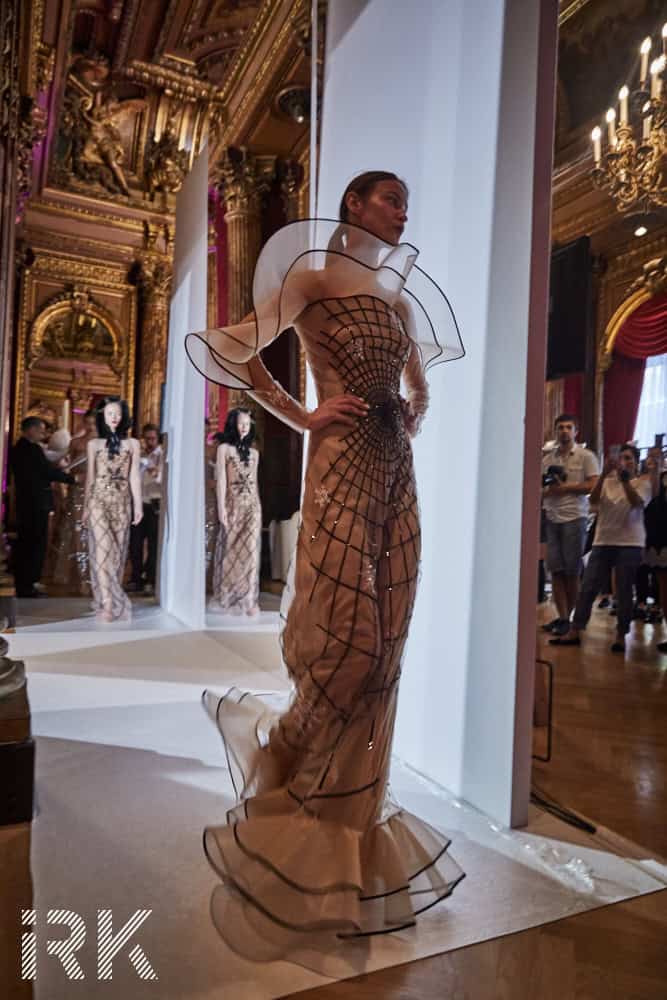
[186, 171, 465, 954]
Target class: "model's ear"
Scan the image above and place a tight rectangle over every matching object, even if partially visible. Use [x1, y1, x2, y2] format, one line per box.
[345, 190, 362, 217]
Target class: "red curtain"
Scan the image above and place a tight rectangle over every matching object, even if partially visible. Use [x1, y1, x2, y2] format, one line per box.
[562, 373, 583, 418]
[603, 352, 646, 448]
[603, 293, 667, 448]
[614, 292, 667, 358]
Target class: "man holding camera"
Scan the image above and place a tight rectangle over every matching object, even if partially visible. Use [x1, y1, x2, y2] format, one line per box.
[541, 414, 599, 636]
[550, 444, 652, 653]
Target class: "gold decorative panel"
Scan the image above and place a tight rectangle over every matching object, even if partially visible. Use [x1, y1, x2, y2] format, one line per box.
[12, 252, 136, 438]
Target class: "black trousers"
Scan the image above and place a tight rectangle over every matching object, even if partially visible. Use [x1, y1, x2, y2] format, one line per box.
[14, 511, 49, 595]
[130, 501, 159, 586]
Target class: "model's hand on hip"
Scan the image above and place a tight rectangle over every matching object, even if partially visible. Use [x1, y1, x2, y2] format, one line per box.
[306, 394, 369, 432]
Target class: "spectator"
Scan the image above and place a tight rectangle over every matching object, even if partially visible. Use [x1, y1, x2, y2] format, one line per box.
[550, 444, 651, 654]
[541, 414, 599, 636]
[10, 416, 74, 598]
[128, 423, 163, 595]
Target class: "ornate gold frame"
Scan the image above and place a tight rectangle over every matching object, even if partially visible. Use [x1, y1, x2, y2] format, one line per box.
[27, 294, 127, 375]
[12, 265, 136, 440]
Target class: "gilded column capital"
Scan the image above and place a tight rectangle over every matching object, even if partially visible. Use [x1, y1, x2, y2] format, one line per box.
[278, 160, 304, 222]
[217, 147, 276, 218]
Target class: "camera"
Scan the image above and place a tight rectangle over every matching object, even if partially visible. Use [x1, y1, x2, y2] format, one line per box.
[618, 469, 631, 483]
[542, 465, 567, 488]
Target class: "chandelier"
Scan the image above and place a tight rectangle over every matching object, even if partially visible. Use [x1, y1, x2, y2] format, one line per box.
[590, 24, 667, 213]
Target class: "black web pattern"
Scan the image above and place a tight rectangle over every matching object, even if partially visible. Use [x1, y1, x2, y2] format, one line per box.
[279, 296, 421, 804]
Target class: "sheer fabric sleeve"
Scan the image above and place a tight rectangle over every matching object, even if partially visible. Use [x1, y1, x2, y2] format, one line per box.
[245, 353, 310, 433]
[402, 339, 429, 437]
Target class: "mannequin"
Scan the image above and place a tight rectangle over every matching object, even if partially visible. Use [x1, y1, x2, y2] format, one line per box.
[211, 408, 261, 616]
[84, 397, 142, 622]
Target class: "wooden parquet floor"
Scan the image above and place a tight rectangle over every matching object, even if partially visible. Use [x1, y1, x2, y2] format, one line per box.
[287, 602, 667, 999]
[534, 599, 667, 858]
[288, 890, 667, 1000]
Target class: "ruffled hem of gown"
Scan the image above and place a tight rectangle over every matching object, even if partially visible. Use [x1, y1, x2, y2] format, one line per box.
[201, 687, 465, 959]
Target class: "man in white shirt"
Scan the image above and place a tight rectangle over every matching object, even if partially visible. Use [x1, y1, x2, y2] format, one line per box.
[541, 414, 600, 636]
[128, 424, 163, 595]
[551, 444, 652, 654]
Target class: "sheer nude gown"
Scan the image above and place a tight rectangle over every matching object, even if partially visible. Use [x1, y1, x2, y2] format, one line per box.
[87, 447, 133, 620]
[186, 220, 465, 957]
[211, 443, 262, 613]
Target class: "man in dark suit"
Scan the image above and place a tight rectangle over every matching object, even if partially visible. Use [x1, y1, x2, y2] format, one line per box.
[10, 417, 74, 598]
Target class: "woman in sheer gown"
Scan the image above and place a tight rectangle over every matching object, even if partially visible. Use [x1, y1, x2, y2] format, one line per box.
[84, 398, 142, 622]
[52, 409, 97, 594]
[211, 408, 262, 616]
[186, 172, 465, 957]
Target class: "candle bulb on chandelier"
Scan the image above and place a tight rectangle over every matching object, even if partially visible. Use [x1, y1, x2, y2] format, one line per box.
[591, 126, 602, 165]
[642, 100, 652, 141]
[606, 107, 617, 147]
[619, 85, 629, 124]
[651, 55, 666, 98]
[640, 36, 652, 87]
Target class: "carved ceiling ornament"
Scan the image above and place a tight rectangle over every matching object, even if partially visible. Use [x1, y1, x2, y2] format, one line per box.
[55, 54, 148, 197]
[217, 146, 276, 216]
[28, 285, 126, 376]
[629, 254, 667, 295]
[144, 125, 189, 199]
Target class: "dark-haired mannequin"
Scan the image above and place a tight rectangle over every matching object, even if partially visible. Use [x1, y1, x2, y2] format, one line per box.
[211, 408, 261, 616]
[84, 399, 142, 622]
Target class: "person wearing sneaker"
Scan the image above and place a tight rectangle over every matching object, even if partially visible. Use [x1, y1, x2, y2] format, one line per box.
[551, 444, 652, 654]
[541, 414, 599, 637]
[128, 424, 163, 596]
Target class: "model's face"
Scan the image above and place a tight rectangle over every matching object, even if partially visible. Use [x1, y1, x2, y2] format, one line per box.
[237, 413, 251, 439]
[84, 415, 97, 435]
[345, 180, 408, 246]
[144, 430, 159, 451]
[556, 421, 576, 446]
[104, 402, 122, 431]
[619, 450, 637, 476]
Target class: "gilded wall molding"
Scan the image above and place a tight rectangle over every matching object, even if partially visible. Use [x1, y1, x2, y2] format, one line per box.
[30, 195, 169, 234]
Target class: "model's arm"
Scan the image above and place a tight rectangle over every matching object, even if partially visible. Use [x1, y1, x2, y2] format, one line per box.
[402, 339, 429, 437]
[129, 439, 143, 525]
[216, 444, 227, 527]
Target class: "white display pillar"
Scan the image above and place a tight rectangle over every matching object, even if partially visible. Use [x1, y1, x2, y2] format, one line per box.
[160, 145, 208, 627]
[318, 0, 557, 826]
